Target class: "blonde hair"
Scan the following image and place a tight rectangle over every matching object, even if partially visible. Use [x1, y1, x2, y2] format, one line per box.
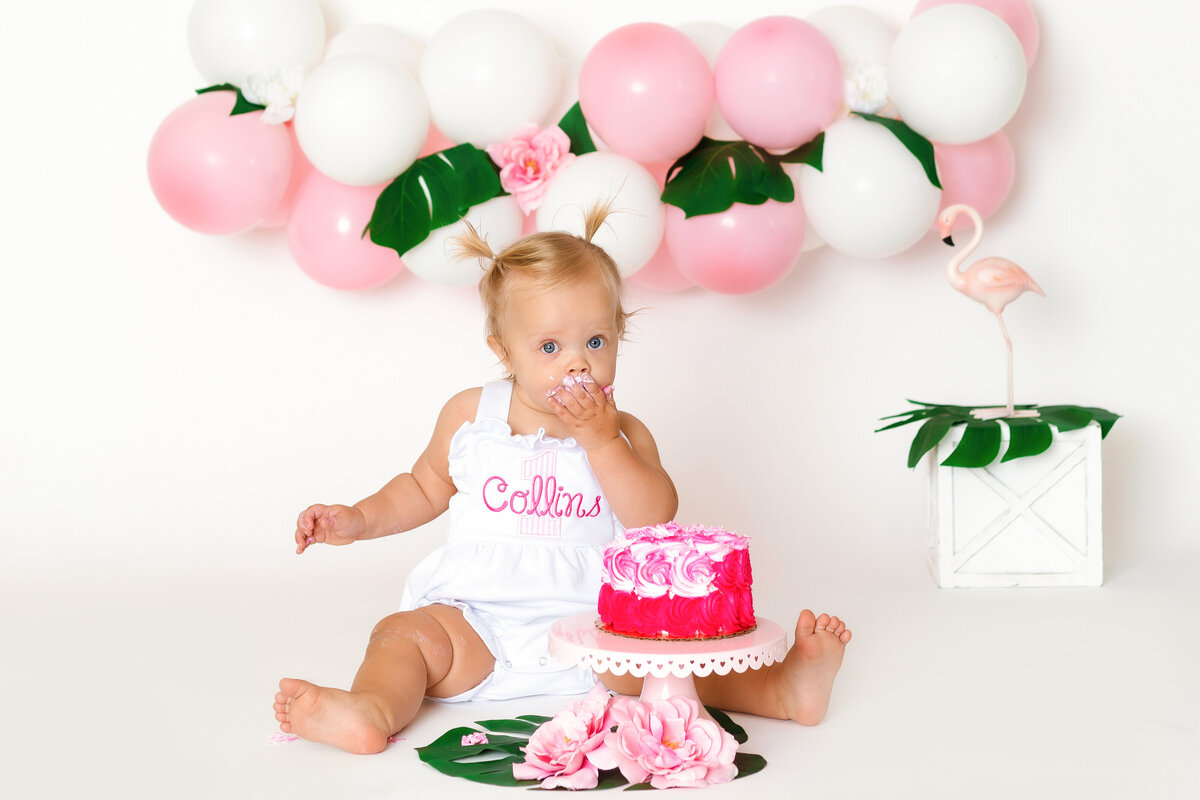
[451, 201, 630, 347]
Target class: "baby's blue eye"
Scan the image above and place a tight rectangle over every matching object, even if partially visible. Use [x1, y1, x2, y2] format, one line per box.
[587, 337, 605, 350]
[541, 342, 559, 354]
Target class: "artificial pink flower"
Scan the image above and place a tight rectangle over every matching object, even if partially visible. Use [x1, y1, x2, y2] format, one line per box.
[598, 696, 739, 789]
[512, 684, 614, 789]
[486, 124, 575, 214]
[461, 731, 489, 746]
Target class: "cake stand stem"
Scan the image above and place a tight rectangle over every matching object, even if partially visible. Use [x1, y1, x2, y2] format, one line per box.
[637, 671, 700, 705]
[635, 671, 720, 723]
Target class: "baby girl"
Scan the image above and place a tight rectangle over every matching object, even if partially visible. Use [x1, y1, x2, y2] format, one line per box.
[274, 204, 851, 753]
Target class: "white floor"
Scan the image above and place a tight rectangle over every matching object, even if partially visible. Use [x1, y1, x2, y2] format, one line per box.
[4, 547, 1198, 800]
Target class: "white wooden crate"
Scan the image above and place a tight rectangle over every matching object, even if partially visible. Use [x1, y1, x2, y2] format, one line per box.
[927, 423, 1103, 587]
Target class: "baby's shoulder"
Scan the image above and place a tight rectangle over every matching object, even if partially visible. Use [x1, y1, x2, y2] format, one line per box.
[438, 387, 484, 429]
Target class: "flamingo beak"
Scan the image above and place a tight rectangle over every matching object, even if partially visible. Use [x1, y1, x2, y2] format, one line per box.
[942, 235, 955, 246]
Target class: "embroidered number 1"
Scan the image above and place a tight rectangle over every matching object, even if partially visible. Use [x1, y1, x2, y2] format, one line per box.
[520, 450, 561, 538]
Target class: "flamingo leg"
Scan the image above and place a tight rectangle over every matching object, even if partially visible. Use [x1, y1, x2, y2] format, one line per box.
[995, 312, 1015, 416]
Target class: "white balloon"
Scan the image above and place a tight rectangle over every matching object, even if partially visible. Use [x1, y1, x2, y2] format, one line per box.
[536, 153, 665, 276]
[677, 21, 740, 141]
[808, 6, 896, 114]
[187, 0, 325, 86]
[798, 117, 941, 259]
[293, 54, 429, 187]
[890, 4, 1027, 144]
[404, 196, 525, 286]
[807, 6, 895, 71]
[325, 24, 423, 77]
[421, 10, 561, 147]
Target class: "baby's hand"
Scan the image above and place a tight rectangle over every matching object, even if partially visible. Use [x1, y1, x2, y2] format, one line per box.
[294, 503, 366, 554]
[547, 374, 619, 451]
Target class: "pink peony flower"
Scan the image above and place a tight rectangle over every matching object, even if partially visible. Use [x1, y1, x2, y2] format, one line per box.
[597, 696, 739, 789]
[486, 124, 575, 214]
[512, 684, 613, 789]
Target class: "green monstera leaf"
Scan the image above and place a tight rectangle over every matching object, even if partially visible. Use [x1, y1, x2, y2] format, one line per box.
[852, 112, 941, 190]
[195, 83, 267, 115]
[417, 706, 766, 789]
[878, 401, 1121, 468]
[661, 134, 823, 218]
[365, 143, 505, 258]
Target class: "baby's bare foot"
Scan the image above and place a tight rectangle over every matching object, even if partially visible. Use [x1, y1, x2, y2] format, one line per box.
[773, 609, 852, 726]
[274, 678, 391, 755]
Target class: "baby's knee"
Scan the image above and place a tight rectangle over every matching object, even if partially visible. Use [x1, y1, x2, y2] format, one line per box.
[368, 610, 450, 652]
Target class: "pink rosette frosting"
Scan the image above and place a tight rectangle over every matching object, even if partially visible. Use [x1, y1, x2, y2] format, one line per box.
[599, 522, 755, 638]
[486, 124, 575, 214]
[714, 548, 753, 589]
[632, 546, 673, 598]
[512, 684, 613, 789]
[735, 589, 756, 629]
[601, 546, 639, 592]
[670, 548, 717, 597]
[592, 696, 739, 789]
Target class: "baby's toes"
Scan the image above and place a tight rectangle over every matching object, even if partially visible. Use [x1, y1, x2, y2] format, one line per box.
[839, 629, 853, 644]
[814, 613, 832, 631]
[828, 616, 844, 634]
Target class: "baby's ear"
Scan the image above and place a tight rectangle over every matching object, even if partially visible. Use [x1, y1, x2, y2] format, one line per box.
[486, 334, 510, 371]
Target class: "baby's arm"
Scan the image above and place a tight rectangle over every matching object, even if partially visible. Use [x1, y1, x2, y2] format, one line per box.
[549, 381, 677, 527]
[294, 390, 475, 554]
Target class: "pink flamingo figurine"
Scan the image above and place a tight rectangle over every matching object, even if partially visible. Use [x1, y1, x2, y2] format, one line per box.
[938, 203, 1045, 420]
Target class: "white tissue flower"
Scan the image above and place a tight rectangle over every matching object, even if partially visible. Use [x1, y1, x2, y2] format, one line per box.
[843, 60, 889, 115]
[241, 64, 306, 124]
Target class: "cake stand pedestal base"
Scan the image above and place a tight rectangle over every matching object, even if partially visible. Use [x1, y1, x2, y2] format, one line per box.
[548, 613, 788, 711]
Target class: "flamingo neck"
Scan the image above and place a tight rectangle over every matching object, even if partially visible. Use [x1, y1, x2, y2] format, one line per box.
[946, 206, 984, 288]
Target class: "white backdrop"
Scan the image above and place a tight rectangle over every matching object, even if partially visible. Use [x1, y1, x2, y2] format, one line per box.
[3, 0, 1199, 609]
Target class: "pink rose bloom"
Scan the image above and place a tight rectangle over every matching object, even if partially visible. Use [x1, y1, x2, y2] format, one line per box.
[596, 696, 739, 789]
[486, 124, 575, 214]
[512, 684, 613, 789]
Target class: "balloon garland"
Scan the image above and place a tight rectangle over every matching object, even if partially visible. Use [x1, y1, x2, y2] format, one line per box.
[148, 0, 1038, 295]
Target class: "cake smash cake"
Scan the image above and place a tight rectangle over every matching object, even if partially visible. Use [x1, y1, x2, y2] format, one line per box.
[597, 523, 755, 639]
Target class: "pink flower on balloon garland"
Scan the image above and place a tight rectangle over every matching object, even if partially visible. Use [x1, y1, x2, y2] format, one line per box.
[594, 696, 739, 789]
[486, 124, 575, 214]
[512, 684, 613, 789]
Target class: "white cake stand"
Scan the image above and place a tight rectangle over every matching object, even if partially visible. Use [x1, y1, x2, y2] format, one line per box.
[548, 612, 788, 707]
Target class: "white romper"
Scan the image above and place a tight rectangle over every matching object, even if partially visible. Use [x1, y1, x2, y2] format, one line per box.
[399, 381, 623, 702]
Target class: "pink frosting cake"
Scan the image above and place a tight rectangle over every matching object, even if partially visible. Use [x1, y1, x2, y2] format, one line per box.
[597, 523, 755, 640]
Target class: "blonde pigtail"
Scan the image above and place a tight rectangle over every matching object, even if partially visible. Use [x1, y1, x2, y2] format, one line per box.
[582, 197, 617, 245]
[449, 219, 499, 273]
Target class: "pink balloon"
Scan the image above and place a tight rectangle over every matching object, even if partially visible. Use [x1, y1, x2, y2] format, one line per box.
[147, 91, 293, 234]
[665, 201, 804, 295]
[933, 131, 1015, 232]
[912, 0, 1039, 69]
[714, 17, 842, 151]
[579, 23, 714, 164]
[627, 238, 694, 293]
[286, 172, 404, 290]
[259, 123, 313, 229]
[640, 161, 673, 187]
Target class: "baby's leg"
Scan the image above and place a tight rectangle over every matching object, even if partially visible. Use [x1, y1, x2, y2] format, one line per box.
[599, 610, 851, 726]
[274, 604, 495, 754]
